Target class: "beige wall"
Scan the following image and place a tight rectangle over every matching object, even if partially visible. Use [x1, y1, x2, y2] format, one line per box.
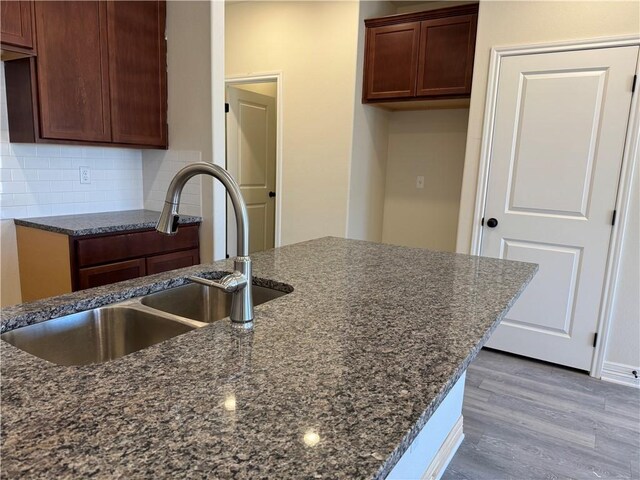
[225, 1, 360, 245]
[346, 0, 394, 242]
[0, 219, 21, 305]
[382, 109, 468, 252]
[455, 1, 640, 370]
[142, 1, 213, 261]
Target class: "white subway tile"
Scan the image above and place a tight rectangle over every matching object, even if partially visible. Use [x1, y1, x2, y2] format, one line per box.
[25, 181, 51, 193]
[36, 192, 63, 204]
[12, 169, 38, 181]
[13, 193, 37, 206]
[62, 169, 79, 181]
[0, 193, 14, 206]
[0, 182, 26, 194]
[38, 170, 64, 181]
[0, 156, 22, 169]
[10, 144, 36, 156]
[82, 147, 104, 158]
[62, 191, 85, 203]
[27, 204, 52, 217]
[0, 170, 11, 181]
[23, 157, 50, 169]
[59, 146, 84, 157]
[36, 144, 61, 157]
[49, 157, 73, 169]
[0, 206, 27, 219]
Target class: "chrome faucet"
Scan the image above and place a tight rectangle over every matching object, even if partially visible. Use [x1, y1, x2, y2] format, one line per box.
[156, 162, 254, 325]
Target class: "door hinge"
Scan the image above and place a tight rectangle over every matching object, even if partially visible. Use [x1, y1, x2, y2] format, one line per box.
[593, 332, 598, 348]
[225, 103, 229, 113]
[633, 74, 637, 93]
[612, 209, 617, 226]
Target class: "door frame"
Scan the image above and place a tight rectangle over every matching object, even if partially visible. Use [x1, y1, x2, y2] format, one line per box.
[225, 72, 284, 249]
[469, 35, 640, 378]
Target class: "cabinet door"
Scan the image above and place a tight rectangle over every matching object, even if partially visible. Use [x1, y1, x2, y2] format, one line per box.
[78, 258, 146, 290]
[0, 0, 34, 50]
[416, 14, 477, 97]
[364, 22, 420, 101]
[106, 1, 167, 148]
[34, 1, 112, 142]
[146, 249, 200, 275]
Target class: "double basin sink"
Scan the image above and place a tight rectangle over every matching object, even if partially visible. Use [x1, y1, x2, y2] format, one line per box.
[1, 281, 288, 366]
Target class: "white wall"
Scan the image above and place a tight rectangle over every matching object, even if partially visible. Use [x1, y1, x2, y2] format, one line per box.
[455, 1, 640, 371]
[225, 1, 361, 245]
[382, 109, 468, 252]
[232, 82, 277, 99]
[0, 67, 143, 306]
[346, 0, 394, 242]
[605, 162, 640, 369]
[142, 1, 211, 259]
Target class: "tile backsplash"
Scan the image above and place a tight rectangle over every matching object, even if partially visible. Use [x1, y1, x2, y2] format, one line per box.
[0, 66, 143, 220]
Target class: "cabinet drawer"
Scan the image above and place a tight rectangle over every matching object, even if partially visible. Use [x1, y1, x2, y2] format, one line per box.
[75, 225, 199, 267]
[78, 258, 146, 290]
[146, 248, 200, 275]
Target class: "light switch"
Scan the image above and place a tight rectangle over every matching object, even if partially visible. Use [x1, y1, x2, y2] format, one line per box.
[416, 176, 424, 189]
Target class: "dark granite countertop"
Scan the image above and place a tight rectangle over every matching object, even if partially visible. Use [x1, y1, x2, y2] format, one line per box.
[13, 209, 202, 236]
[0, 237, 536, 479]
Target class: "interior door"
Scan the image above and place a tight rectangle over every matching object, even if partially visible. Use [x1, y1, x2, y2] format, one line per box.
[226, 86, 276, 257]
[481, 46, 638, 370]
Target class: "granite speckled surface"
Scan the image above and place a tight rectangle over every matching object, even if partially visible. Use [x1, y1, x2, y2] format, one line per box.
[1, 237, 536, 479]
[13, 209, 202, 236]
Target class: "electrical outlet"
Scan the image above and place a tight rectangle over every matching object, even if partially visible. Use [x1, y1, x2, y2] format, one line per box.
[416, 176, 425, 189]
[79, 166, 91, 184]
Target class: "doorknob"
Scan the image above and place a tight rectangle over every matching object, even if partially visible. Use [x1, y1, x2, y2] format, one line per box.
[486, 218, 498, 228]
[268, 191, 276, 198]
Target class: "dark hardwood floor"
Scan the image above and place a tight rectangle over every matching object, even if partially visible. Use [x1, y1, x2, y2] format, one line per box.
[442, 349, 640, 480]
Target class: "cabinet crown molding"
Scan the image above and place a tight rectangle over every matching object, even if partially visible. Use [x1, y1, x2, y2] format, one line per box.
[364, 3, 479, 28]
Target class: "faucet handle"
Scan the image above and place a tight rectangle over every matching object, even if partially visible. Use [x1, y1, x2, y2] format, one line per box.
[188, 273, 247, 293]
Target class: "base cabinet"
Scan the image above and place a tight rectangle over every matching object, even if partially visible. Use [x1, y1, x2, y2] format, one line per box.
[16, 224, 200, 302]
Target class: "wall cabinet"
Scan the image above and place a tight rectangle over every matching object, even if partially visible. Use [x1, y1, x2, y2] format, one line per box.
[16, 224, 199, 302]
[363, 4, 478, 105]
[4, 0, 167, 149]
[0, 0, 35, 54]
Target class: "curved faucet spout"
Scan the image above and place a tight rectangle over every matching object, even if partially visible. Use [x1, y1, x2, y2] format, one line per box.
[156, 162, 254, 324]
[157, 162, 249, 257]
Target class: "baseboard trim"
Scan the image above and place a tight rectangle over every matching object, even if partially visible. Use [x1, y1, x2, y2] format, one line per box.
[601, 361, 640, 388]
[422, 415, 464, 480]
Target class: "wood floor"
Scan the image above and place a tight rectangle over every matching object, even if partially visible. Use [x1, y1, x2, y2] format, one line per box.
[442, 349, 640, 480]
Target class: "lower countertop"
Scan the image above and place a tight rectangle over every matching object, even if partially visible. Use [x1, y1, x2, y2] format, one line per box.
[0, 237, 536, 479]
[13, 209, 202, 236]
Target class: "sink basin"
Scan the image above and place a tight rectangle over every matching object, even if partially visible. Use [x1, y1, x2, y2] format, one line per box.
[1, 307, 195, 366]
[141, 283, 288, 323]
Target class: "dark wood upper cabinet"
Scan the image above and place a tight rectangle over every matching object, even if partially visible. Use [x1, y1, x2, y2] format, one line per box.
[0, 0, 35, 52]
[3, 0, 168, 149]
[364, 22, 420, 100]
[34, 1, 112, 142]
[363, 4, 478, 105]
[106, 1, 167, 147]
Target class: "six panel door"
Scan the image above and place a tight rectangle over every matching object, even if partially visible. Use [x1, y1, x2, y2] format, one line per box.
[481, 46, 639, 370]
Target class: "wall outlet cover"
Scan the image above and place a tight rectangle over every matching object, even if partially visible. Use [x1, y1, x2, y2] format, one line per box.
[79, 166, 91, 184]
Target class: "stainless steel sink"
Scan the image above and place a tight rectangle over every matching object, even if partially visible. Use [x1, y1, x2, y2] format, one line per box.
[140, 283, 288, 323]
[1, 307, 195, 366]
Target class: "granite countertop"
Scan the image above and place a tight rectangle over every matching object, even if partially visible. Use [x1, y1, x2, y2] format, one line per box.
[1, 237, 537, 479]
[13, 209, 202, 236]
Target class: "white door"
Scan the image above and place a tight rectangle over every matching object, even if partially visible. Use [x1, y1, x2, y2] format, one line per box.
[482, 46, 638, 370]
[226, 86, 277, 257]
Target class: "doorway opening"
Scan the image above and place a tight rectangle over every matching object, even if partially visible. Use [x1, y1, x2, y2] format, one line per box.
[225, 75, 282, 257]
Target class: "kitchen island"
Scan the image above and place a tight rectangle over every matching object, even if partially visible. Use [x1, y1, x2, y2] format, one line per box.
[1, 237, 536, 479]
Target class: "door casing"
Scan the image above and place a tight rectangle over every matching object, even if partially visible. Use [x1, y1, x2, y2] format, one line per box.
[470, 35, 640, 378]
[225, 73, 284, 251]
